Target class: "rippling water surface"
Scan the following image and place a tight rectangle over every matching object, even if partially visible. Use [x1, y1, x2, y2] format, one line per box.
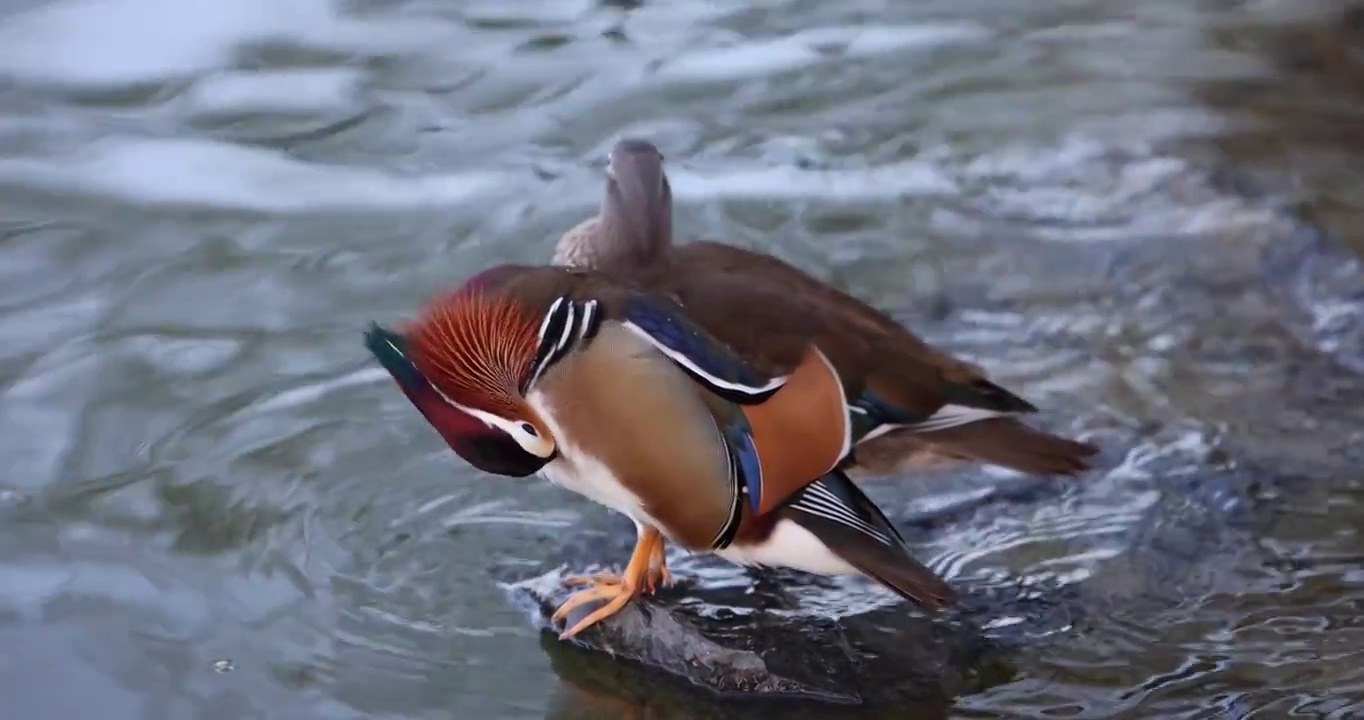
[2, 0, 1364, 718]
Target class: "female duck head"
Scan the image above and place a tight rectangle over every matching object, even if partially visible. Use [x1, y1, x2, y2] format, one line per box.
[600, 137, 673, 266]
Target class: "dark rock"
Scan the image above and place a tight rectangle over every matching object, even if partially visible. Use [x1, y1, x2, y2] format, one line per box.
[507, 522, 1073, 710]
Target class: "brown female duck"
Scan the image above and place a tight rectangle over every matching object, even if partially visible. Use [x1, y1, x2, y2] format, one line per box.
[554, 138, 1099, 478]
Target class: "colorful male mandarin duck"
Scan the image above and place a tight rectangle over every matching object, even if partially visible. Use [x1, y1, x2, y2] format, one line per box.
[553, 138, 1099, 479]
[365, 265, 957, 639]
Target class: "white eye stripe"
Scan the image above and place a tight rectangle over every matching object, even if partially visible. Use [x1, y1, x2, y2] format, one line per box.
[428, 383, 495, 427]
[427, 383, 555, 458]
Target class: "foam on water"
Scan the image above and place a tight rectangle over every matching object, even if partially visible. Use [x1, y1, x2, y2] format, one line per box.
[0, 138, 519, 214]
[656, 24, 994, 83]
[668, 158, 960, 202]
[0, 0, 460, 89]
[180, 68, 366, 121]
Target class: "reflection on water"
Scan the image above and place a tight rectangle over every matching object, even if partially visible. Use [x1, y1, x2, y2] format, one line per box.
[0, 0, 1362, 717]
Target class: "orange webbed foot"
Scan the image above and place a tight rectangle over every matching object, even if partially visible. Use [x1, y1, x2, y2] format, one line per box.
[553, 525, 664, 640]
[553, 575, 643, 639]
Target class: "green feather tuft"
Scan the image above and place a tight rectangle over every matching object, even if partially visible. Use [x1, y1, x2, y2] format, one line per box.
[364, 322, 425, 390]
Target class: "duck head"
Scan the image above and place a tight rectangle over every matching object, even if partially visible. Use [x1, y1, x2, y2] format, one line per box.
[365, 280, 557, 478]
[599, 137, 673, 266]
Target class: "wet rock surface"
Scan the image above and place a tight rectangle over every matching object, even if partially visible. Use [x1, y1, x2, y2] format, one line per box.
[501, 183, 1364, 714]
[511, 517, 1076, 710]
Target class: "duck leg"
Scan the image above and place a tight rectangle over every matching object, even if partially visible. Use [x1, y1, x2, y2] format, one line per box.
[645, 535, 672, 593]
[554, 525, 661, 639]
[563, 524, 672, 593]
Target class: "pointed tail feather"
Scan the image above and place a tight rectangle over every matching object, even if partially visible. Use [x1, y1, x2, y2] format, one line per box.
[915, 417, 1098, 476]
[782, 471, 957, 608]
[942, 378, 1038, 414]
[846, 434, 970, 478]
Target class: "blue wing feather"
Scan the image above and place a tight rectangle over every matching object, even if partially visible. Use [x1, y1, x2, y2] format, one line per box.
[620, 296, 785, 404]
[716, 415, 763, 516]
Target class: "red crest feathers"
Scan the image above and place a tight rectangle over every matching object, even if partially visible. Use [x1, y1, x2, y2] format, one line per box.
[405, 285, 541, 415]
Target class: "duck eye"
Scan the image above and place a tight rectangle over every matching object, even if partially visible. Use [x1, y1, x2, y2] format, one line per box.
[519, 422, 538, 437]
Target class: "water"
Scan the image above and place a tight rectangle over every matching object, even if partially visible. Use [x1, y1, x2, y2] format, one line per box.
[0, 0, 1362, 717]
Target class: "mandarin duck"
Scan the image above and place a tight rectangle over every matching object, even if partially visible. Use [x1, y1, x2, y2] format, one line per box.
[366, 264, 957, 639]
[554, 138, 1098, 479]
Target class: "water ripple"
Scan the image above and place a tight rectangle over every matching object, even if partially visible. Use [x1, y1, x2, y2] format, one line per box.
[0, 0, 1361, 718]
